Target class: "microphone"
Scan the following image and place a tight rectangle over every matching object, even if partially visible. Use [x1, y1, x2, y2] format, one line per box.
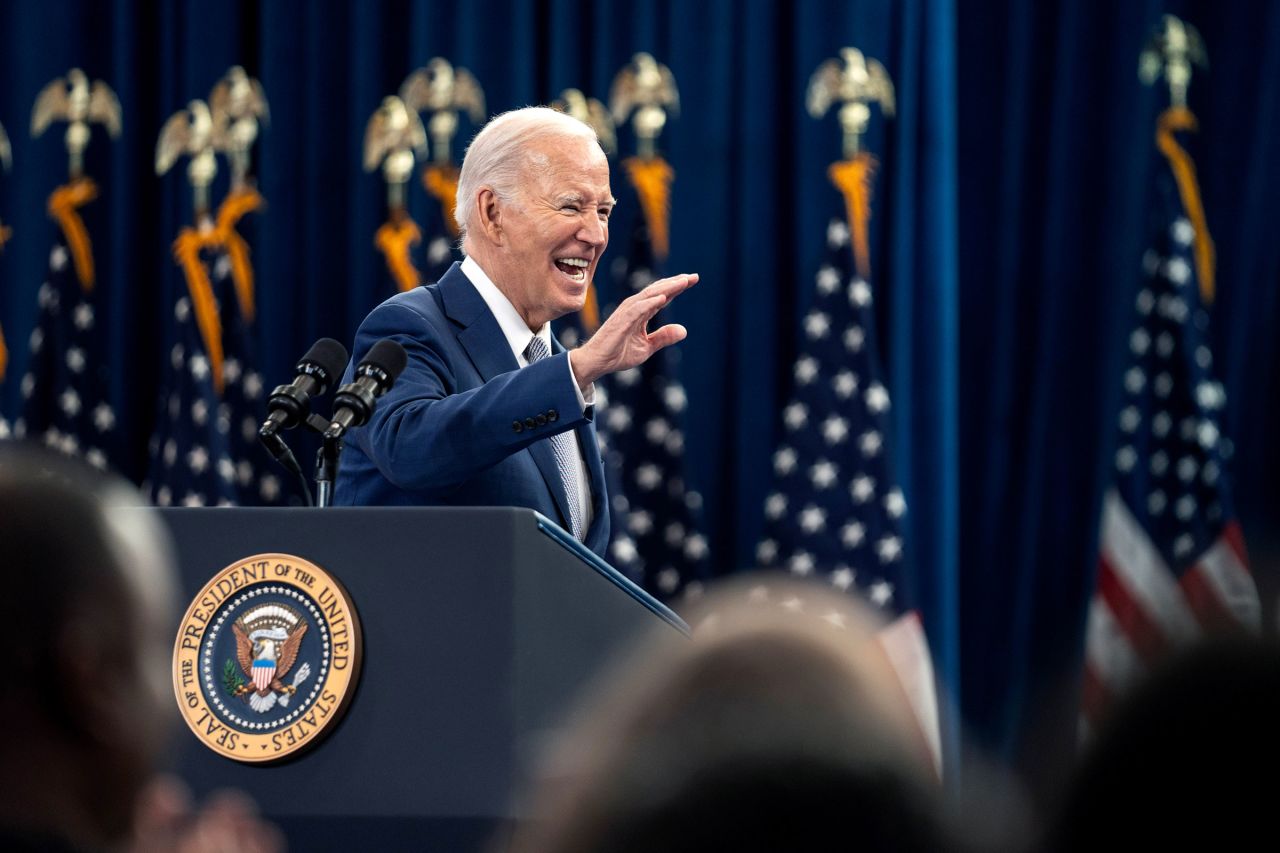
[259, 337, 350, 439]
[323, 339, 408, 439]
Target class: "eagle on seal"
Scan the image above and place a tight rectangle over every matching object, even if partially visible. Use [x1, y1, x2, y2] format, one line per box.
[233, 618, 309, 714]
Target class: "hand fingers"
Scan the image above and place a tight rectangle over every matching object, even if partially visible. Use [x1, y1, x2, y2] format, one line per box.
[601, 273, 696, 332]
[638, 272, 698, 299]
[646, 323, 687, 351]
[601, 291, 668, 334]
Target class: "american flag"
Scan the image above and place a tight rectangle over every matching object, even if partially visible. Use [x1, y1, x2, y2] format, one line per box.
[753, 167, 940, 776]
[419, 163, 462, 286]
[557, 160, 711, 598]
[374, 169, 459, 297]
[1081, 112, 1261, 733]
[212, 251, 288, 506]
[146, 242, 282, 506]
[13, 236, 117, 471]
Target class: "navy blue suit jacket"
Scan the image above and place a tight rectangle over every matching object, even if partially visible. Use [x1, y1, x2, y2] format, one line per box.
[334, 263, 611, 556]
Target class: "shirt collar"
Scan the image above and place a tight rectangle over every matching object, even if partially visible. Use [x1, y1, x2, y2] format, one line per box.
[461, 256, 551, 364]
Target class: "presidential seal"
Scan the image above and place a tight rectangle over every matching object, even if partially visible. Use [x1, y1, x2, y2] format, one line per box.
[172, 553, 362, 763]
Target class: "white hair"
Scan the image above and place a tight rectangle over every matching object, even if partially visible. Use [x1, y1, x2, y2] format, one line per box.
[454, 106, 601, 248]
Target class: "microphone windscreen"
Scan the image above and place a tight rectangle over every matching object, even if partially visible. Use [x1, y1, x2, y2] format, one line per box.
[300, 337, 351, 383]
[362, 339, 409, 383]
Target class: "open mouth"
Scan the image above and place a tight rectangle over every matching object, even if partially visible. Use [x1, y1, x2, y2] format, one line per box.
[555, 257, 590, 283]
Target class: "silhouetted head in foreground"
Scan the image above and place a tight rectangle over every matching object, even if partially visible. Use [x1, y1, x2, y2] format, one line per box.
[0, 446, 179, 849]
[1050, 635, 1280, 851]
[507, 575, 965, 853]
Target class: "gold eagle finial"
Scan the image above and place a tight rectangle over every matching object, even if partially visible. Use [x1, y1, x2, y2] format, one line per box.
[156, 100, 218, 219]
[609, 52, 679, 159]
[551, 88, 617, 156]
[807, 47, 895, 158]
[364, 95, 428, 210]
[1139, 15, 1208, 108]
[399, 59, 486, 165]
[209, 66, 270, 189]
[31, 68, 122, 180]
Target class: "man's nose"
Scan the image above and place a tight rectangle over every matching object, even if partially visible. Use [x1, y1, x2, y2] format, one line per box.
[578, 213, 607, 245]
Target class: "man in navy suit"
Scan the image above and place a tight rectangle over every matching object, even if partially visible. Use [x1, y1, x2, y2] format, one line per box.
[335, 107, 697, 558]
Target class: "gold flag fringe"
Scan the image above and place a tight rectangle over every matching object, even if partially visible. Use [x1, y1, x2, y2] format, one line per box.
[623, 156, 674, 262]
[1156, 106, 1216, 304]
[588, 156, 676, 335]
[422, 165, 461, 237]
[828, 154, 877, 282]
[173, 227, 226, 395]
[168, 188, 268, 395]
[214, 187, 266, 323]
[47, 178, 98, 292]
[375, 215, 423, 293]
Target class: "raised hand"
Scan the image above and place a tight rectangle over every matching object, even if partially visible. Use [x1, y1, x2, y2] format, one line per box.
[569, 273, 698, 389]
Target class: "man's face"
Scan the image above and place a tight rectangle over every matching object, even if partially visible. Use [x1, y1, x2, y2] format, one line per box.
[491, 137, 613, 330]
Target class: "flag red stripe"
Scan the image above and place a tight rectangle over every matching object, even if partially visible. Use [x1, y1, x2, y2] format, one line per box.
[1180, 562, 1236, 630]
[1079, 662, 1111, 724]
[871, 619, 940, 783]
[1095, 554, 1168, 663]
[1222, 521, 1250, 568]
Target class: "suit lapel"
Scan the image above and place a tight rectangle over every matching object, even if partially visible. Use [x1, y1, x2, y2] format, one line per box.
[441, 262, 575, 531]
[439, 262, 520, 382]
[563, 322, 605, 540]
[578, 420, 607, 540]
[527, 431, 575, 533]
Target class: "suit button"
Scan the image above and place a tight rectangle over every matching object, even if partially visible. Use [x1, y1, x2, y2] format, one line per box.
[524, 417, 536, 429]
[512, 420, 523, 433]
[546, 409, 559, 422]
[535, 414, 547, 426]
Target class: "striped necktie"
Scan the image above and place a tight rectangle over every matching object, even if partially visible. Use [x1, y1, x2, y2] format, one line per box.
[524, 335, 585, 541]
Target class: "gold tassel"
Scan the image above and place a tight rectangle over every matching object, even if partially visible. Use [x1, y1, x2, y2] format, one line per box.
[0, 220, 11, 251]
[213, 187, 266, 322]
[421, 165, 461, 237]
[828, 154, 878, 281]
[1156, 106, 1216, 304]
[623, 156, 674, 262]
[47, 178, 99, 292]
[578, 282, 601, 334]
[375, 216, 423, 293]
[595, 156, 676, 335]
[173, 229, 226, 395]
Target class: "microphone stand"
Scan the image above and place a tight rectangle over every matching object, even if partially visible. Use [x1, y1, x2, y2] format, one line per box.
[304, 413, 342, 508]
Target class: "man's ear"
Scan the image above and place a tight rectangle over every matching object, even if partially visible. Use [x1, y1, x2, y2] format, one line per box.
[475, 187, 504, 245]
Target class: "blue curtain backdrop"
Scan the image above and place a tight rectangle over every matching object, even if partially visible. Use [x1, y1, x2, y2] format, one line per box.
[1, 0, 1278, 807]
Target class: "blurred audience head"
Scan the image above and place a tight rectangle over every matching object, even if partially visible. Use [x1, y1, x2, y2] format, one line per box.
[1048, 635, 1280, 851]
[0, 445, 179, 848]
[507, 574, 967, 853]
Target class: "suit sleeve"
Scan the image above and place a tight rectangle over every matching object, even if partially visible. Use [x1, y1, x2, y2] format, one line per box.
[349, 299, 591, 496]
